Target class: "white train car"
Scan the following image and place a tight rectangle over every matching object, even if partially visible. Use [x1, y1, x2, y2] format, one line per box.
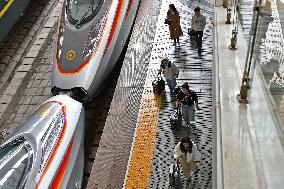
[0, 95, 85, 189]
[52, 0, 141, 102]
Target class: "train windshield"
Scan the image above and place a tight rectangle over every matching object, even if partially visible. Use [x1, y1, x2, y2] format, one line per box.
[0, 139, 33, 189]
[67, 0, 103, 25]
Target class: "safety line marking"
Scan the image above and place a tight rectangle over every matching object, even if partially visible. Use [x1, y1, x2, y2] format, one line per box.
[0, 0, 14, 18]
[123, 0, 171, 188]
[124, 88, 162, 188]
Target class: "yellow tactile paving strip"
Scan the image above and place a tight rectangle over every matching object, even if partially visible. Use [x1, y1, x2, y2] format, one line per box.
[123, 0, 173, 187]
[124, 86, 163, 188]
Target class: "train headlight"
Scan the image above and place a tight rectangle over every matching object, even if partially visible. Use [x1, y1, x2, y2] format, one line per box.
[40, 112, 65, 173]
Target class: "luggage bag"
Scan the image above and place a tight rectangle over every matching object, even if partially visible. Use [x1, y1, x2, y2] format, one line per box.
[170, 108, 182, 130]
[188, 28, 196, 37]
[164, 18, 171, 25]
[169, 161, 182, 186]
[152, 76, 165, 96]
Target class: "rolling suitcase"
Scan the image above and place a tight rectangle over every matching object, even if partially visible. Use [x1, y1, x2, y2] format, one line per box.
[152, 75, 165, 96]
[170, 108, 182, 130]
[169, 161, 182, 186]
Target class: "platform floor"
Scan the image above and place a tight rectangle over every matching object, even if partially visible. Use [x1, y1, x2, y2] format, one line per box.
[87, 0, 214, 188]
[87, 1, 284, 189]
[147, 0, 214, 188]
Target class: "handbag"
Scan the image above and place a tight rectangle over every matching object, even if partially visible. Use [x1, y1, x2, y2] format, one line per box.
[164, 18, 171, 25]
[169, 161, 182, 186]
[188, 28, 196, 36]
[152, 75, 165, 96]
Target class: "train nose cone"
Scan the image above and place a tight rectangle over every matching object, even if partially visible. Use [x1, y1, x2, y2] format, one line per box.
[0, 95, 85, 189]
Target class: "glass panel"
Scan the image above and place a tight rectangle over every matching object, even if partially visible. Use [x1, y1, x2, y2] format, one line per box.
[238, 0, 284, 126]
[0, 140, 33, 189]
[67, 0, 103, 23]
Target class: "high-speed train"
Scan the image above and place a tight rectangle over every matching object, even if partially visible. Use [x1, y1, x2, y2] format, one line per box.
[0, 95, 85, 189]
[52, 0, 141, 102]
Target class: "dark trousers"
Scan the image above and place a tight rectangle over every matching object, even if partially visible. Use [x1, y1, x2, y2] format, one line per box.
[174, 38, 180, 45]
[195, 31, 203, 54]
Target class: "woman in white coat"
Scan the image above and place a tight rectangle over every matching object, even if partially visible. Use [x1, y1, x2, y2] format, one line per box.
[174, 137, 201, 180]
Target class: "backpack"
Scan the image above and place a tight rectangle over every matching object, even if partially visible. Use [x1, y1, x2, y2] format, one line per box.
[152, 75, 165, 96]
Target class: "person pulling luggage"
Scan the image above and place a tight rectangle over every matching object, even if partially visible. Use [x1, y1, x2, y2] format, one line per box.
[176, 82, 200, 126]
[158, 57, 179, 94]
[174, 137, 201, 181]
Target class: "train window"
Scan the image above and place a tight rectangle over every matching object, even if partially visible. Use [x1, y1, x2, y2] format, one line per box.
[67, 0, 104, 26]
[0, 139, 33, 189]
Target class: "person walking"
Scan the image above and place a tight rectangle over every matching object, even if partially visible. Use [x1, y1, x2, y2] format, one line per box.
[176, 82, 200, 126]
[191, 7, 206, 57]
[174, 137, 201, 181]
[159, 58, 179, 94]
[166, 4, 183, 46]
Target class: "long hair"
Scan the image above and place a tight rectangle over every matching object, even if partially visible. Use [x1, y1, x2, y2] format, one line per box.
[180, 137, 193, 153]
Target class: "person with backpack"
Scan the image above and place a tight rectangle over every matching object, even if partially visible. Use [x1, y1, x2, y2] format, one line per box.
[176, 82, 200, 126]
[174, 137, 201, 181]
[191, 7, 206, 57]
[159, 58, 179, 94]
